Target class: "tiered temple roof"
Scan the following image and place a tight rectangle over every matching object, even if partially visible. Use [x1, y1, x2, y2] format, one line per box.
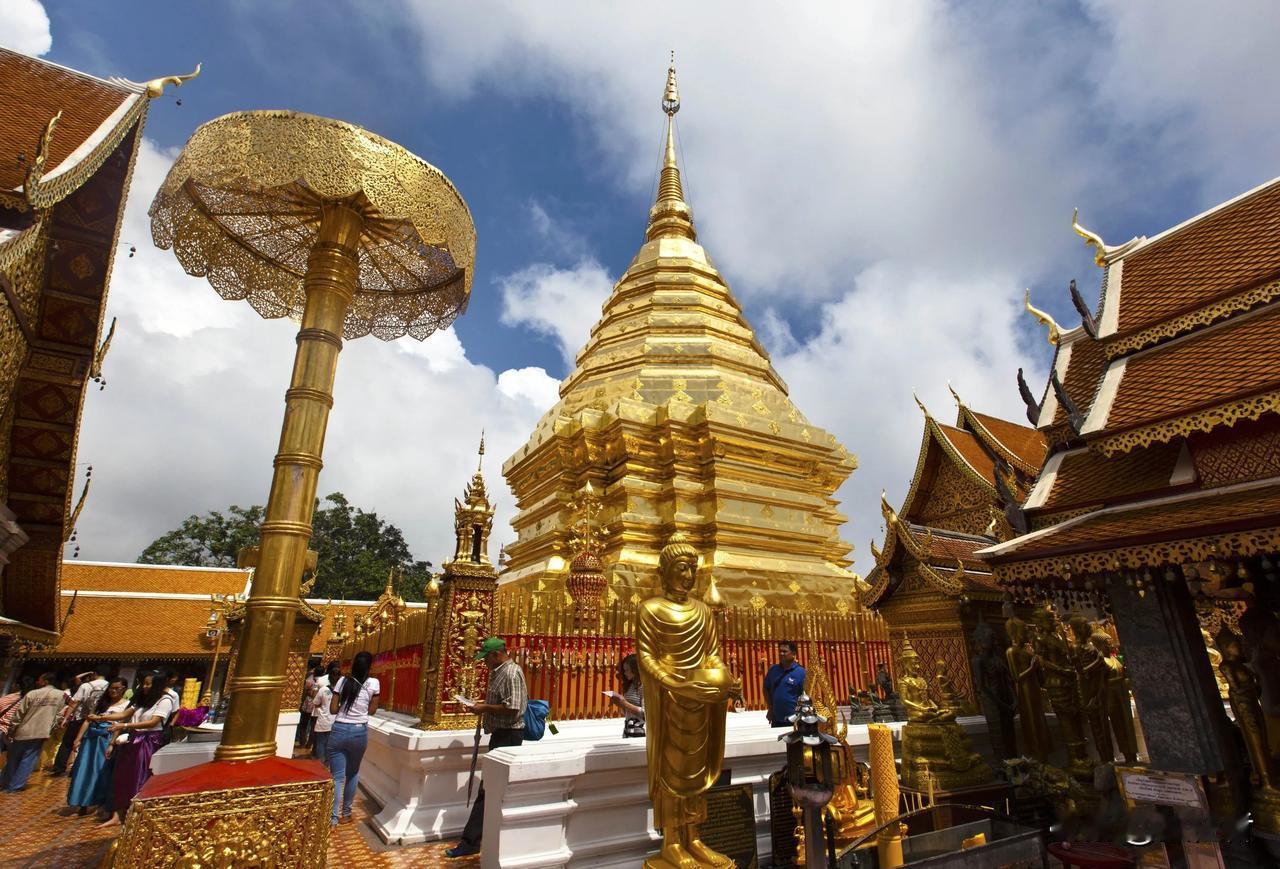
[0, 49, 192, 647]
[500, 64, 858, 609]
[864, 393, 1045, 608]
[981, 175, 1280, 585]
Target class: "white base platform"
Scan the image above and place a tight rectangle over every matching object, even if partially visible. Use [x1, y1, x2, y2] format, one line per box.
[150, 710, 301, 776]
[361, 710, 995, 869]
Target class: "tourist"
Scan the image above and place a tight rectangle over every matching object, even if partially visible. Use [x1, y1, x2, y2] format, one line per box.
[0, 672, 65, 792]
[66, 677, 128, 815]
[311, 663, 339, 767]
[607, 653, 645, 738]
[299, 664, 323, 747]
[0, 677, 29, 765]
[763, 641, 806, 727]
[53, 665, 110, 777]
[99, 670, 176, 827]
[446, 637, 527, 859]
[328, 651, 380, 826]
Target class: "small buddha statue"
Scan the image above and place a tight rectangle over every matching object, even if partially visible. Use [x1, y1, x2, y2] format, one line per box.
[1201, 627, 1231, 701]
[1216, 628, 1276, 790]
[897, 638, 993, 791]
[1089, 631, 1137, 764]
[1069, 615, 1112, 762]
[1032, 604, 1092, 779]
[637, 533, 739, 869]
[1006, 617, 1050, 762]
[932, 658, 973, 715]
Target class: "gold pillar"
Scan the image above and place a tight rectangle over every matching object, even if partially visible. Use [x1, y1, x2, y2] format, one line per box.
[216, 203, 363, 762]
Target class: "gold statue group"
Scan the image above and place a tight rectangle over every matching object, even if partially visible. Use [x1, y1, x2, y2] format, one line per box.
[1000, 605, 1137, 779]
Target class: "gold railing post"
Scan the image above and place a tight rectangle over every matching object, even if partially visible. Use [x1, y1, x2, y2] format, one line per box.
[216, 203, 363, 762]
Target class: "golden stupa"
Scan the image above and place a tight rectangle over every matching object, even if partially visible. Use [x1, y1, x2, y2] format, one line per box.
[500, 61, 859, 609]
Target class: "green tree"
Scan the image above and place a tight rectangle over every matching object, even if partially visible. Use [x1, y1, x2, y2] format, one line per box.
[139, 492, 431, 602]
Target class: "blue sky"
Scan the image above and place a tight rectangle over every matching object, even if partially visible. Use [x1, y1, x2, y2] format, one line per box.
[6, 1, 1280, 580]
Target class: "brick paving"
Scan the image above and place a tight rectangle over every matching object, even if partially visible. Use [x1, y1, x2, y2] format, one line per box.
[0, 759, 477, 868]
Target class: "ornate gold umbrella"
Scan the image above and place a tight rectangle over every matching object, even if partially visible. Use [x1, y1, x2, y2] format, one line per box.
[150, 110, 476, 762]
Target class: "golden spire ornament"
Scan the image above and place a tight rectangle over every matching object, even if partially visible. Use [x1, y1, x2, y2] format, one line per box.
[648, 54, 696, 242]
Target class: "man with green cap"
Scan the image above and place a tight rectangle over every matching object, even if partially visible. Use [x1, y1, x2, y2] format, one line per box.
[446, 636, 527, 859]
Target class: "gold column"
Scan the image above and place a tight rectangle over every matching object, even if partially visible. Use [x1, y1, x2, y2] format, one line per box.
[868, 723, 904, 869]
[216, 203, 363, 762]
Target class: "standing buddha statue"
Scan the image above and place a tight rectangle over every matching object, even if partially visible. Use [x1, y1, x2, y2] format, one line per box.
[1069, 615, 1112, 763]
[1089, 630, 1137, 764]
[637, 532, 740, 869]
[1006, 617, 1050, 762]
[1032, 604, 1092, 779]
[1216, 629, 1275, 789]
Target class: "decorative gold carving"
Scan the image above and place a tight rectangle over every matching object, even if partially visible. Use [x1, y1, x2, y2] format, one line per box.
[113, 776, 332, 868]
[149, 110, 477, 341]
[1107, 281, 1280, 359]
[990, 524, 1280, 584]
[1096, 389, 1280, 457]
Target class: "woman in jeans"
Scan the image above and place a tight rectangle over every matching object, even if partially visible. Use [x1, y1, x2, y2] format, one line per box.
[328, 651, 380, 826]
[607, 654, 645, 738]
[311, 663, 339, 767]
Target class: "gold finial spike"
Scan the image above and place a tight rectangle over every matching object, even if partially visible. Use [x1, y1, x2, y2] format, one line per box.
[1072, 207, 1108, 267]
[912, 390, 930, 418]
[143, 62, 201, 99]
[947, 382, 964, 409]
[477, 429, 485, 472]
[648, 55, 695, 241]
[879, 490, 898, 524]
[1024, 289, 1061, 346]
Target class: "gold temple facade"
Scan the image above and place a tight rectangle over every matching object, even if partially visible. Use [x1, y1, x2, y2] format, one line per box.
[500, 63, 858, 610]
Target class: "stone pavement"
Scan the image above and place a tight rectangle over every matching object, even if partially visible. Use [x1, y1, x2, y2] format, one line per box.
[0, 761, 477, 868]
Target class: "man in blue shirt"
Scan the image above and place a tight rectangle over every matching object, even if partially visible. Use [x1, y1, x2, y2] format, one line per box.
[763, 641, 806, 727]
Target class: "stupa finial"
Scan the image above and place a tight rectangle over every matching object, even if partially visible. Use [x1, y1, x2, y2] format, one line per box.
[477, 429, 485, 472]
[647, 54, 696, 242]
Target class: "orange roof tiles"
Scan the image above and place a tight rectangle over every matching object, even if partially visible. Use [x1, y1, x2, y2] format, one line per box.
[0, 49, 133, 192]
[1054, 335, 1110, 427]
[61, 562, 249, 596]
[968, 410, 1048, 471]
[1102, 304, 1280, 434]
[52, 595, 219, 659]
[1117, 179, 1280, 334]
[1033, 441, 1185, 515]
[936, 424, 996, 485]
[987, 482, 1280, 562]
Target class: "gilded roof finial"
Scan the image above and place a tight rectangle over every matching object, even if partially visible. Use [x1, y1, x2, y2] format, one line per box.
[647, 54, 695, 242]
[477, 429, 485, 472]
[912, 390, 931, 418]
[947, 382, 965, 409]
[1024, 289, 1061, 346]
[1072, 208, 1108, 267]
[142, 63, 201, 99]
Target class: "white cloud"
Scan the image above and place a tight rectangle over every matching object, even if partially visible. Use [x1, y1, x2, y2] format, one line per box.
[388, 0, 1280, 575]
[0, 0, 52, 56]
[73, 140, 560, 569]
[498, 259, 613, 367]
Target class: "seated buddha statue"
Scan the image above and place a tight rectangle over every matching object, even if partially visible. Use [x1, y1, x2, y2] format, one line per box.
[897, 638, 993, 791]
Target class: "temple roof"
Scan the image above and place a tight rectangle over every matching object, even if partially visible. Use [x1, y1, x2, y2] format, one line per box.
[981, 476, 1280, 582]
[1023, 440, 1188, 518]
[960, 407, 1048, 474]
[1082, 302, 1280, 455]
[62, 561, 251, 596]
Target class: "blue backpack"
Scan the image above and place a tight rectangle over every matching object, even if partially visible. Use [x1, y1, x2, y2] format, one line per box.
[523, 699, 553, 741]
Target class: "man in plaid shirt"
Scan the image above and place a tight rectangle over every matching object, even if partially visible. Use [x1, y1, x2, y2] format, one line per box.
[447, 637, 527, 859]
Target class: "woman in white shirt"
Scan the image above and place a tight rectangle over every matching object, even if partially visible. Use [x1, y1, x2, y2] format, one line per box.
[311, 663, 340, 768]
[327, 651, 380, 825]
[98, 671, 176, 827]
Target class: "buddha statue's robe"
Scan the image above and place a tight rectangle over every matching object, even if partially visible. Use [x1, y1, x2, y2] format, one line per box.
[637, 593, 727, 832]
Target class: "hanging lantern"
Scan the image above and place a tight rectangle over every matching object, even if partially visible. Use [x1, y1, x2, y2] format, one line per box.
[566, 548, 607, 629]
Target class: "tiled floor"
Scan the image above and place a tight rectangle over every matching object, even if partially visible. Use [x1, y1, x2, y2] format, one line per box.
[0, 761, 477, 868]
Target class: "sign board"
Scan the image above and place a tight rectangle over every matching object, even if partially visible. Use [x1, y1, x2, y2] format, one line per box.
[768, 769, 798, 867]
[1116, 767, 1208, 811]
[701, 782, 758, 869]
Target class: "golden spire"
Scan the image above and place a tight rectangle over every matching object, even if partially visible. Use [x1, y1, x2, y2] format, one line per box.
[647, 53, 696, 242]
[477, 429, 485, 473]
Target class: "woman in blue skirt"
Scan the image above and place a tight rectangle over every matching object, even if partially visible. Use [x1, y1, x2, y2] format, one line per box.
[67, 677, 128, 815]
